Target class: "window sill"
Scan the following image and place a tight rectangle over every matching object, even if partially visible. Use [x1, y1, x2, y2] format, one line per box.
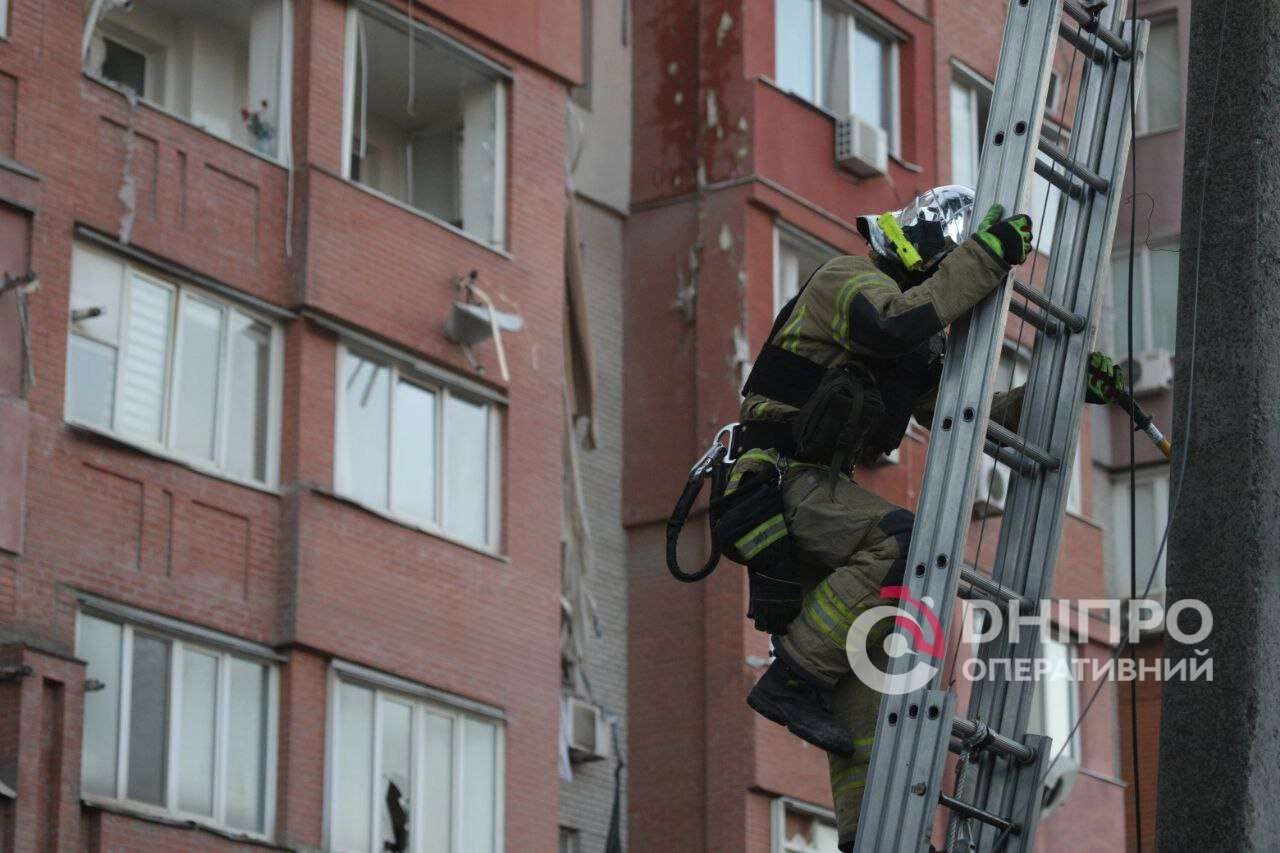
[333, 173, 513, 261]
[81, 796, 281, 849]
[65, 420, 280, 496]
[1135, 125, 1181, 140]
[312, 485, 509, 563]
[82, 73, 291, 171]
[0, 155, 39, 183]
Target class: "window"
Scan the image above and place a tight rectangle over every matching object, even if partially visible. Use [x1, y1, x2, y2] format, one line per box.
[76, 610, 277, 837]
[0, 1, 8, 39]
[84, 0, 293, 160]
[343, 2, 508, 247]
[1027, 639, 1080, 765]
[772, 799, 840, 853]
[335, 345, 502, 548]
[775, 225, 836, 311]
[559, 826, 580, 853]
[65, 245, 282, 486]
[1137, 16, 1181, 134]
[774, 0, 900, 148]
[327, 671, 504, 853]
[949, 72, 1063, 255]
[1109, 242, 1180, 355]
[1111, 467, 1169, 595]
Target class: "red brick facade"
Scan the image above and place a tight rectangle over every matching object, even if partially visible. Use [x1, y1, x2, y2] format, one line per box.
[0, 0, 578, 850]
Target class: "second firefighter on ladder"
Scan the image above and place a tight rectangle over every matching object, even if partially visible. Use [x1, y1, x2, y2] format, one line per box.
[714, 185, 1122, 850]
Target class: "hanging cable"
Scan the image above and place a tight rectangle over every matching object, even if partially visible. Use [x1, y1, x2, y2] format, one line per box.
[1125, 0, 1144, 847]
[1042, 0, 1229, 799]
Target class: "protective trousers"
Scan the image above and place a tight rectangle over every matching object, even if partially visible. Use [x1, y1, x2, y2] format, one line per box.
[772, 463, 914, 851]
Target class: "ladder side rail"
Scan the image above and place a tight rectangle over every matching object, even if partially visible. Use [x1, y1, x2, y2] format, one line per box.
[852, 2, 1064, 850]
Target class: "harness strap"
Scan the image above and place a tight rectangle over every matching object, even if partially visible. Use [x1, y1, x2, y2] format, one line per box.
[740, 343, 827, 409]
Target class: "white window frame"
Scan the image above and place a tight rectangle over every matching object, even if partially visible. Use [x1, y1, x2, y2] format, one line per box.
[65, 245, 285, 489]
[1111, 466, 1170, 597]
[1028, 638, 1081, 764]
[0, 1, 9, 39]
[75, 604, 280, 840]
[1107, 240, 1180, 355]
[333, 342, 504, 551]
[323, 661, 506, 853]
[774, 0, 902, 154]
[81, 0, 295, 166]
[770, 796, 840, 853]
[949, 64, 1066, 256]
[773, 223, 838, 313]
[1135, 14, 1181, 136]
[339, 0, 510, 250]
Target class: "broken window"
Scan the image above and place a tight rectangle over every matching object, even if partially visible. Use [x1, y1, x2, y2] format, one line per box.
[774, 800, 841, 852]
[329, 673, 503, 853]
[83, 0, 292, 159]
[335, 345, 501, 548]
[76, 610, 276, 835]
[344, 2, 508, 247]
[66, 243, 283, 485]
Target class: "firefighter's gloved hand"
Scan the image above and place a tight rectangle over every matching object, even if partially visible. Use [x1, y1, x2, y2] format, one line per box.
[1085, 351, 1126, 404]
[747, 567, 804, 635]
[974, 204, 1035, 267]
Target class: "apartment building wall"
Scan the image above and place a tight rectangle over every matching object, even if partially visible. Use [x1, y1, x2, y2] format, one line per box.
[558, 0, 632, 849]
[627, 1, 1126, 849]
[0, 0, 579, 850]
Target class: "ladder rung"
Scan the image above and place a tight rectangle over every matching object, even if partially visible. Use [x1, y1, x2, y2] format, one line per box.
[983, 440, 1038, 477]
[1008, 297, 1060, 336]
[1037, 138, 1110, 194]
[959, 567, 1033, 612]
[1063, 0, 1133, 60]
[951, 717, 1037, 764]
[985, 423, 1060, 471]
[1033, 158, 1084, 201]
[1012, 279, 1087, 333]
[1057, 20, 1108, 64]
[938, 793, 1020, 836]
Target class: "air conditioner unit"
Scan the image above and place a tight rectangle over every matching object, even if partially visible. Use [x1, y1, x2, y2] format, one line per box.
[1039, 753, 1079, 816]
[1118, 348, 1174, 396]
[835, 115, 888, 178]
[972, 456, 1010, 518]
[566, 697, 612, 763]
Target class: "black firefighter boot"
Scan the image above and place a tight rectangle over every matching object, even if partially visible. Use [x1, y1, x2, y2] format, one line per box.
[747, 657, 854, 756]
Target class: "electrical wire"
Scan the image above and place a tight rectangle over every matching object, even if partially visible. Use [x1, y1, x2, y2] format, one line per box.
[1040, 0, 1229, 801]
[1125, 1, 1143, 848]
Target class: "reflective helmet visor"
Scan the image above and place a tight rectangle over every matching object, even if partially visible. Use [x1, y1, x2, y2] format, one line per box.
[857, 185, 976, 271]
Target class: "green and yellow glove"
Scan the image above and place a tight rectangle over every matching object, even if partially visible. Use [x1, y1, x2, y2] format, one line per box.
[1085, 351, 1126, 404]
[974, 203, 1035, 267]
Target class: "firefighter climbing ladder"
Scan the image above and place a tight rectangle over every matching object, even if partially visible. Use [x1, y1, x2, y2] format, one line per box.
[853, 2, 1146, 851]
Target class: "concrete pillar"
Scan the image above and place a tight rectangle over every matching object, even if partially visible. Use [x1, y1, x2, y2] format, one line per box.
[1156, 1, 1280, 848]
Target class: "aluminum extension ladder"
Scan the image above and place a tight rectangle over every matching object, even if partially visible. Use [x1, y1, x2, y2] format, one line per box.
[852, 2, 1146, 851]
